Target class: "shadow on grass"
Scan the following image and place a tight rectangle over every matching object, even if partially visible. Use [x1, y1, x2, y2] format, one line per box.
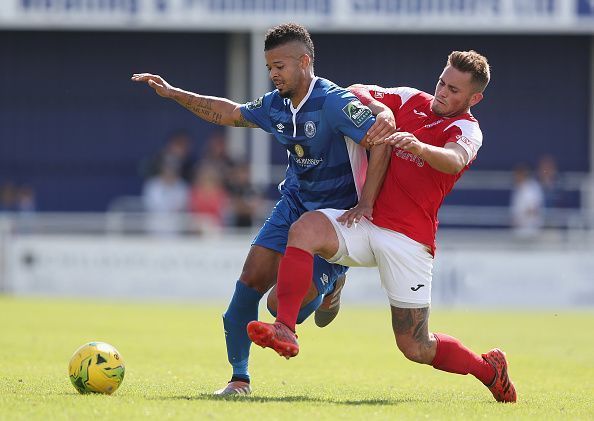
[153, 393, 422, 406]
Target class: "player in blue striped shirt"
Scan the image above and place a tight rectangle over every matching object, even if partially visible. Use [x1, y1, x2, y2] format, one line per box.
[132, 23, 395, 396]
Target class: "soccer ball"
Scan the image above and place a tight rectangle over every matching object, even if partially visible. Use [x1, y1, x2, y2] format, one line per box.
[68, 342, 125, 395]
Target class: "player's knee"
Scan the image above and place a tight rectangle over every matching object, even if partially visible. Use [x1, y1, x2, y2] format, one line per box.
[288, 212, 326, 249]
[238, 272, 271, 294]
[288, 213, 316, 243]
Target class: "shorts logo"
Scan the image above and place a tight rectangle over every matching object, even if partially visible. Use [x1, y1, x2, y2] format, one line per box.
[246, 97, 263, 110]
[304, 121, 316, 138]
[320, 273, 329, 286]
[294, 144, 305, 158]
[342, 100, 373, 127]
[373, 92, 384, 99]
[410, 284, 425, 291]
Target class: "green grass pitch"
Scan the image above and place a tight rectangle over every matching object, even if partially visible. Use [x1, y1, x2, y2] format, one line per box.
[1, 296, 592, 420]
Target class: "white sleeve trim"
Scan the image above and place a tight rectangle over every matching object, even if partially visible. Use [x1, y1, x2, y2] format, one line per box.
[384, 87, 422, 107]
[445, 119, 483, 164]
[369, 86, 421, 108]
[344, 136, 368, 199]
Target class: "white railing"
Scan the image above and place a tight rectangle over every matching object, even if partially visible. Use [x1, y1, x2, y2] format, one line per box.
[1, 218, 593, 306]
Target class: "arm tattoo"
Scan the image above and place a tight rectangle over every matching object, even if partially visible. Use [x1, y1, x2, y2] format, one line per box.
[233, 114, 257, 128]
[184, 97, 223, 124]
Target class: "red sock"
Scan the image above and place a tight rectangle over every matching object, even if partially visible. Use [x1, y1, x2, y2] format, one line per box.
[431, 333, 495, 385]
[275, 246, 314, 331]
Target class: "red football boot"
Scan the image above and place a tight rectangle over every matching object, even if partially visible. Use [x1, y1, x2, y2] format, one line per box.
[247, 321, 299, 359]
[482, 348, 517, 403]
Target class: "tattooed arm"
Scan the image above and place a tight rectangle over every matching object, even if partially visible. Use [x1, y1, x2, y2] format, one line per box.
[131, 73, 257, 128]
[171, 90, 256, 127]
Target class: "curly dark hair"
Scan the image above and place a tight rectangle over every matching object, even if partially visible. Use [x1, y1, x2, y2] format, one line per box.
[264, 23, 315, 64]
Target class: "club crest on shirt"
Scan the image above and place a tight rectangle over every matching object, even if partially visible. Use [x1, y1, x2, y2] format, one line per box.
[304, 121, 316, 138]
[294, 144, 305, 158]
[342, 100, 373, 127]
[246, 96, 263, 110]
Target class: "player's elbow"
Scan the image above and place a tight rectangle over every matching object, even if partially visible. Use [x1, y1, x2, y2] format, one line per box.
[347, 83, 366, 90]
[445, 152, 467, 175]
[455, 155, 469, 173]
[439, 160, 465, 175]
[347, 84, 371, 104]
[450, 161, 466, 175]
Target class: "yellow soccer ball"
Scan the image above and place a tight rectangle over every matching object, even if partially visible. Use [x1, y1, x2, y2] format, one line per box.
[68, 342, 125, 395]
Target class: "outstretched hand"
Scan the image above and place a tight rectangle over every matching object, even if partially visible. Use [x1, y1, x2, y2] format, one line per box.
[336, 203, 373, 228]
[131, 73, 175, 98]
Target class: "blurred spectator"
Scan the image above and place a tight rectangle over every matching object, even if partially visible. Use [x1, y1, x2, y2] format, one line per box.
[0, 182, 16, 212]
[510, 164, 544, 238]
[0, 183, 36, 213]
[142, 130, 196, 183]
[142, 159, 189, 235]
[537, 154, 564, 209]
[227, 162, 263, 228]
[16, 185, 36, 213]
[200, 131, 237, 190]
[188, 164, 230, 228]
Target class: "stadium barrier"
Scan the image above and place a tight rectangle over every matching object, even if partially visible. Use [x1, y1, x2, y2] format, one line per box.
[1, 213, 593, 308]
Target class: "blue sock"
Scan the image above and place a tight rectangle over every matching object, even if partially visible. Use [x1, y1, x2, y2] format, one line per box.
[222, 281, 263, 382]
[267, 293, 323, 324]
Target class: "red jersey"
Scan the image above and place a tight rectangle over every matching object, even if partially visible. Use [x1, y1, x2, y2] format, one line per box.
[365, 86, 483, 254]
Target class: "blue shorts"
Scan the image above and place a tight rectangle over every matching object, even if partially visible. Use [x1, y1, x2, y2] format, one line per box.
[252, 196, 348, 296]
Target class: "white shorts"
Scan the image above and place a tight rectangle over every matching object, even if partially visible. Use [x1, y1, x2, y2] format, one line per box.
[318, 209, 433, 308]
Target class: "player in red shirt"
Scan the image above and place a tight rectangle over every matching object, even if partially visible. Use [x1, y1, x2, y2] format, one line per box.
[248, 51, 517, 403]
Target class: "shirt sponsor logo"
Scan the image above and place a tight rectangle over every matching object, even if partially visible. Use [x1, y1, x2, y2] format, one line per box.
[342, 100, 373, 127]
[246, 96, 263, 110]
[292, 144, 322, 167]
[394, 148, 424, 167]
[456, 134, 474, 148]
[294, 157, 324, 167]
[304, 121, 316, 138]
[456, 134, 476, 158]
[424, 119, 444, 129]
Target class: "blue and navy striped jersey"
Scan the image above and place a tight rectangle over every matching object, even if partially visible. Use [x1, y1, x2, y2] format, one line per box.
[240, 77, 375, 212]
